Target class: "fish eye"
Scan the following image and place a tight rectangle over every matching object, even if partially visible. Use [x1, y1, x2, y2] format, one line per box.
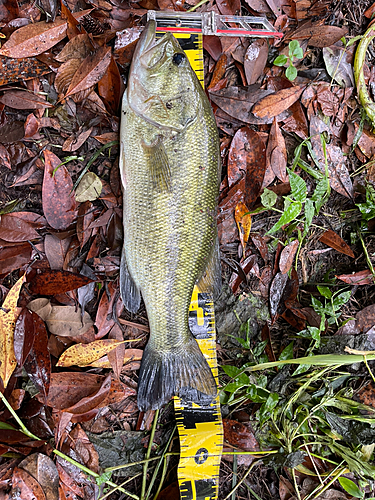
[172, 52, 185, 65]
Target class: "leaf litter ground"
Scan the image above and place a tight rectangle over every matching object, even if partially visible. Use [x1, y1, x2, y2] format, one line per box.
[2, 0, 375, 498]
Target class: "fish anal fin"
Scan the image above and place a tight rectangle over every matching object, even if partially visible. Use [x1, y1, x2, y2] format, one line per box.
[196, 236, 222, 299]
[141, 135, 171, 191]
[120, 246, 141, 313]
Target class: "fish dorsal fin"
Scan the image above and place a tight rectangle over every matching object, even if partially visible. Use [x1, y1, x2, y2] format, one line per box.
[196, 235, 222, 299]
[120, 246, 141, 313]
[141, 135, 171, 191]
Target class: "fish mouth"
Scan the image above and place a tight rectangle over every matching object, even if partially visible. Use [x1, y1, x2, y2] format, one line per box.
[135, 20, 157, 60]
[135, 21, 179, 70]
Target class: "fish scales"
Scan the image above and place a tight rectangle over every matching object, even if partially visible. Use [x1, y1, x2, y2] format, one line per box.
[120, 21, 221, 411]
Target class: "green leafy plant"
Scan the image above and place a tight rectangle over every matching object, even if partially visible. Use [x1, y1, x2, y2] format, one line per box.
[258, 135, 331, 273]
[273, 40, 304, 81]
[311, 286, 351, 327]
[356, 182, 375, 223]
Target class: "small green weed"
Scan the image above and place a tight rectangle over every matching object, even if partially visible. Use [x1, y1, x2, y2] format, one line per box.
[356, 182, 375, 224]
[311, 286, 351, 327]
[273, 40, 304, 81]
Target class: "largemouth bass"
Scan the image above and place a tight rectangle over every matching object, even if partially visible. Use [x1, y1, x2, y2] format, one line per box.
[119, 21, 221, 411]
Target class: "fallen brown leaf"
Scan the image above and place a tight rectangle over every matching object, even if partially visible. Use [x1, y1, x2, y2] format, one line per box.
[28, 270, 95, 295]
[11, 467, 46, 500]
[65, 45, 112, 99]
[291, 24, 348, 48]
[319, 229, 354, 258]
[18, 453, 59, 500]
[0, 18, 67, 58]
[42, 150, 77, 230]
[0, 214, 39, 243]
[0, 91, 53, 110]
[252, 85, 306, 120]
[244, 39, 268, 85]
[336, 270, 374, 285]
[279, 240, 299, 274]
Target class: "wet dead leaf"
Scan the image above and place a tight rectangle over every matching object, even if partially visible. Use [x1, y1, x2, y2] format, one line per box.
[0, 214, 39, 242]
[336, 270, 375, 285]
[279, 240, 299, 274]
[62, 127, 93, 152]
[75, 172, 103, 203]
[357, 304, 375, 333]
[62, 373, 111, 415]
[69, 425, 99, 473]
[267, 117, 288, 183]
[0, 274, 26, 387]
[291, 24, 348, 48]
[55, 33, 92, 63]
[323, 44, 354, 87]
[227, 128, 248, 187]
[208, 54, 227, 90]
[216, 0, 241, 15]
[65, 45, 112, 99]
[23, 313, 51, 403]
[235, 202, 252, 253]
[229, 255, 256, 293]
[0, 244, 32, 277]
[0, 18, 67, 58]
[356, 381, 375, 409]
[319, 229, 354, 258]
[42, 150, 77, 230]
[0, 91, 53, 110]
[14, 308, 35, 368]
[56, 339, 128, 367]
[210, 85, 281, 124]
[310, 115, 353, 198]
[28, 299, 94, 338]
[87, 348, 143, 369]
[18, 453, 59, 500]
[252, 85, 306, 120]
[45, 372, 104, 410]
[251, 233, 269, 263]
[244, 39, 268, 85]
[54, 59, 81, 97]
[28, 269, 94, 296]
[227, 127, 266, 205]
[11, 467, 46, 500]
[223, 419, 259, 450]
[114, 27, 142, 65]
[44, 234, 70, 271]
[24, 113, 40, 138]
[98, 55, 124, 114]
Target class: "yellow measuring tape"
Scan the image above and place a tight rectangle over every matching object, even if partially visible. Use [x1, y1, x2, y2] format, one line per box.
[155, 27, 223, 500]
[175, 286, 223, 500]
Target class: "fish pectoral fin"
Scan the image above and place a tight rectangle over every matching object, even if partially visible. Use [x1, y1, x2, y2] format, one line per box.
[196, 235, 222, 299]
[141, 135, 171, 191]
[120, 246, 141, 313]
[137, 338, 217, 411]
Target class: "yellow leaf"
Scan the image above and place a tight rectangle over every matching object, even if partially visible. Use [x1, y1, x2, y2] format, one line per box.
[86, 348, 143, 368]
[56, 339, 129, 367]
[235, 202, 252, 253]
[0, 274, 26, 387]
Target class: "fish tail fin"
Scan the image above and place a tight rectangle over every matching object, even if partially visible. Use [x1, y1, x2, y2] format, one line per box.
[137, 338, 217, 411]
